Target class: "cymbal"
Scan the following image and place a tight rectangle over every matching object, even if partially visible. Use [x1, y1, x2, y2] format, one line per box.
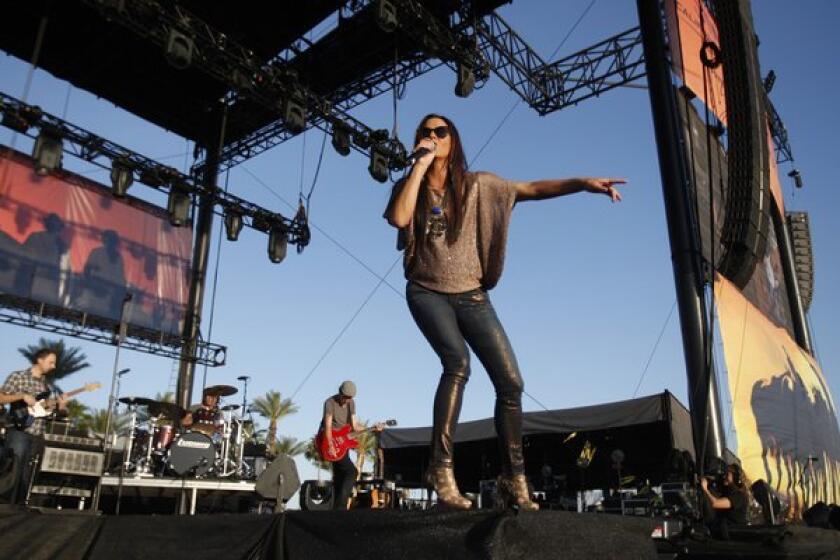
[221, 404, 240, 411]
[147, 401, 186, 420]
[204, 384, 238, 397]
[119, 396, 156, 407]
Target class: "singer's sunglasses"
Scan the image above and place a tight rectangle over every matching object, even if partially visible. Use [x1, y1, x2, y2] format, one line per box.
[420, 125, 450, 139]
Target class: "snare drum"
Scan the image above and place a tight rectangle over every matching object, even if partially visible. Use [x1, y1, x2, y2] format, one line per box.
[167, 431, 216, 477]
[152, 424, 175, 452]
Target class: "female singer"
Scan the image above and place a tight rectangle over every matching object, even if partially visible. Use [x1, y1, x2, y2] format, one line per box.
[384, 114, 625, 510]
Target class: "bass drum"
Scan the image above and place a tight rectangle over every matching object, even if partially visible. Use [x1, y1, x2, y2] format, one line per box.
[167, 431, 215, 477]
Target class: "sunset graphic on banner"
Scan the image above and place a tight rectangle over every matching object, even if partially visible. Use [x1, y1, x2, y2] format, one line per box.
[715, 274, 840, 517]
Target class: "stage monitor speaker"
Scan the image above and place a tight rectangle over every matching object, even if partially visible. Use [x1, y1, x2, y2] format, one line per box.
[255, 453, 300, 502]
[299, 479, 334, 511]
[786, 211, 814, 311]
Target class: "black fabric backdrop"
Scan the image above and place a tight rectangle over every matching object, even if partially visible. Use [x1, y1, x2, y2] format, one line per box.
[378, 392, 695, 491]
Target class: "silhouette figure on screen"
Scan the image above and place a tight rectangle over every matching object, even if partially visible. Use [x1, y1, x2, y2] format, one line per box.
[76, 229, 128, 320]
[15, 213, 68, 306]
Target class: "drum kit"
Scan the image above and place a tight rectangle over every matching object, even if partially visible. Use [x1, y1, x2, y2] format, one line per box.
[117, 383, 257, 479]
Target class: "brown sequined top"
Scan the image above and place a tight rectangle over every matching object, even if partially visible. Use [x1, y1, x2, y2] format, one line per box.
[388, 171, 517, 293]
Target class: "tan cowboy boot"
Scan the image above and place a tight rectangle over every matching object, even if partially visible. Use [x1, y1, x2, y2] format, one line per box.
[426, 465, 472, 510]
[498, 474, 539, 511]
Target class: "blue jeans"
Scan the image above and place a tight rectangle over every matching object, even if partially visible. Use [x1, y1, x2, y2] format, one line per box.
[5, 429, 35, 504]
[406, 281, 525, 476]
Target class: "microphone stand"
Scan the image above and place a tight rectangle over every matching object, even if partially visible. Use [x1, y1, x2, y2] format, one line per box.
[94, 293, 132, 511]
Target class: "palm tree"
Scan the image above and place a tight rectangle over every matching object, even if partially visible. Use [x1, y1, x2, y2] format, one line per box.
[18, 337, 90, 382]
[353, 420, 379, 477]
[305, 439, 331, 476]
[250, 391, 298, 457]
[137, 391, 175, 425]
[275, 436, 307, 457]
[79, 408, 129, 439]
[64, 400, 90, 428]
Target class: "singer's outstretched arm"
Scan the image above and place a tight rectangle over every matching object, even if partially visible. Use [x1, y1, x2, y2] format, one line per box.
[514, 178, 626, 203]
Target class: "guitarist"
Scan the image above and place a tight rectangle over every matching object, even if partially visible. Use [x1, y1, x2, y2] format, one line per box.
[0, 348, 64, 504]
[321, 380, 383, 510]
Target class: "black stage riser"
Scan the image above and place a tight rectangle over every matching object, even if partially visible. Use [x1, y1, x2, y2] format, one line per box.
[3, 506, 840, 560]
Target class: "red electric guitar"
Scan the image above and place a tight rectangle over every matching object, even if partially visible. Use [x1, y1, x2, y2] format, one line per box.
[315, 419, 397, 462]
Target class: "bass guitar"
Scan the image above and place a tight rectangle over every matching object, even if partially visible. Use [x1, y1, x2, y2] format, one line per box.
[10, 382, 101, 429]
[315, 419, 397, 462]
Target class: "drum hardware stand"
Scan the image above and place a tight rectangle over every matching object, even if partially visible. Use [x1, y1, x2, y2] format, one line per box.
[236, 375, 253, 479]
[219, 407, 235, 477]
[139, 415, 161, 475]
[114, 402, 142, 515]
[235, 417, 248, 478]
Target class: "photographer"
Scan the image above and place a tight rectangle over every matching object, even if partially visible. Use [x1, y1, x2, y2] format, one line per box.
[700, 463, 749, 538]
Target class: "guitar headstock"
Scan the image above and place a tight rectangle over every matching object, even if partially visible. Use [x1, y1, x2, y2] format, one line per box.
[85, 382, 102, 392]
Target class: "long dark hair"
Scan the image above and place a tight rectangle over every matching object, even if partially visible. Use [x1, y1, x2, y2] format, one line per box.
[413, 114, 469, 244]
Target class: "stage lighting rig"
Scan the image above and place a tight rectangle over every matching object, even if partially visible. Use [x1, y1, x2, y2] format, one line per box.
[763, 70, 776, 93]
[376, 0, 399, 33]
[32, 129, 63, 176]
[224, 209, 244, 241]
[331, 124, 351, 157]
[282, 96, 306, 134]
[368, 147, 390, 183]
[110, 158, 134, 197]
[455, 62, 476, 98]
[0, 102, 41, 134]
[268, 223, 288, 264]
[81, 0, 409, 174]
[167, 183, 192, 226]
[788, 169, 803, 189]
[165, 28, 194, 70]
[1, 91, 310, 267]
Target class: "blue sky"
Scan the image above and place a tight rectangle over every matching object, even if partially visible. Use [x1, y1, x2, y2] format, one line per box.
[1, 1, 838, 490]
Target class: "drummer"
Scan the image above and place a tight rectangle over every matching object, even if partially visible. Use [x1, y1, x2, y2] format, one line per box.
[181, 388, 221, 435]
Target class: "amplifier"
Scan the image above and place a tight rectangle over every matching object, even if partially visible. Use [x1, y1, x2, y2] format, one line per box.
[42, 432, 103, 450]
[40, 446, 104, 477]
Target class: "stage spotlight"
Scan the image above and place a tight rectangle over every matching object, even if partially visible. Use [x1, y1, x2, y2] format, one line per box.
[32, 131, 63, 176]
[331, 125, 351, 156]
[376, 0, 398, 33]
[283, 97, 306, 134]
[110, 159, 133, 197]
[167, 185, 192, 226]
[224, 210, 244, 241]
[165, 28, 194, 70]
[268, 225, 288, 264]
[763, 70, 776, 93]
[455, 63, 476, 98]
[368, 148, 389, 183]
[788, 168, 804, 189]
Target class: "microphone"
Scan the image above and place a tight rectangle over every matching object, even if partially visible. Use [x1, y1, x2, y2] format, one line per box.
[406, 143, 436, 166]
[237, 375, 250, 382]
[118, 368, 131, 377]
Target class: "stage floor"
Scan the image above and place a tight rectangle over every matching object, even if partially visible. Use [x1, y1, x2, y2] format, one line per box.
[4, 505, 840, 560]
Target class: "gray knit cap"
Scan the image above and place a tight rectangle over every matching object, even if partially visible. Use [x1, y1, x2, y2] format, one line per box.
[339, 380, 357, 397]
